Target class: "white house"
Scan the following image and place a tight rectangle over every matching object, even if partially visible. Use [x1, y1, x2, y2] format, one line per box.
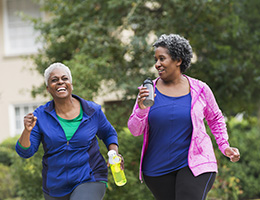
[0, 0, 46, 142]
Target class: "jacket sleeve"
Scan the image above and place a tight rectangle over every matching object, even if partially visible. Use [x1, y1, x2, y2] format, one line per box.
[203, 83, 230, 155]
[15, 111, 42, 158]
[96, 106, 118, 149]
[127, 97, 150, 137]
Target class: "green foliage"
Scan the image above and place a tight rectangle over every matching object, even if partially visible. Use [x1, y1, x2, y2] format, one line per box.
[0, 163, 16, 199]
[29, 0, 260, 116]
[0, 137, 19, 199]
[226, 118, 260, 199]
[30, 0, 129, 101]
[0, 136, 20, 150]
[0, 147, 14, 166]
[0, 136, 20, 166]
[207, 117, 260, 200]
[104, 99, 136, 131]
[11, 146, 44, 200]
[187, 0, 260, 115]
[0, 136, 44, 200]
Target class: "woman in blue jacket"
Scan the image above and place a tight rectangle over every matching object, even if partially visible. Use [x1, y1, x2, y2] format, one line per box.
[16, 62, 122, 200]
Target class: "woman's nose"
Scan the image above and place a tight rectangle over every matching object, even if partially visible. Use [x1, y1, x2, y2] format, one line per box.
[57, 78, 64, 84]
[155, 60, 161, 68]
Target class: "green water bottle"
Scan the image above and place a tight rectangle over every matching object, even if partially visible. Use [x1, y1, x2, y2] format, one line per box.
[108, 150, 127, 186]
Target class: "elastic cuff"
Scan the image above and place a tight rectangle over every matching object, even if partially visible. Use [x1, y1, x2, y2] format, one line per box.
[18, 141, 30, 150]
[99, 181, 108, 188]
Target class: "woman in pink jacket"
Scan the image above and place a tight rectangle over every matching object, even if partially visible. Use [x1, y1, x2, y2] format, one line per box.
[127, 34, 240, 200]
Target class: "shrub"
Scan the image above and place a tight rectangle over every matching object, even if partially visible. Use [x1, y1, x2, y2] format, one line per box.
[0, 146, 14, 166]
[0, 163, 16, 199]
[207, 117, 260, 200]
[11, 145, 44, 200]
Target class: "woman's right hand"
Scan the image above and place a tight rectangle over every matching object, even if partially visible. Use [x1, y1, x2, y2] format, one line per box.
[137, 87, 150, 109]
[24, 113, 37, 132]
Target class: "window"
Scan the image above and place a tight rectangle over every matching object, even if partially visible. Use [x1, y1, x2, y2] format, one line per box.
[9, 103, 40, 137]
[3, 0, 42, 56]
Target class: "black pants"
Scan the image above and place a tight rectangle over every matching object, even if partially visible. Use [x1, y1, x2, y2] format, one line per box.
[143, 166, 216, 200]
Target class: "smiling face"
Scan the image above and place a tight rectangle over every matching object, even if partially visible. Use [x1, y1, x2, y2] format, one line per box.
[46, 68, 73, 99]
[154, 46, 182, 82]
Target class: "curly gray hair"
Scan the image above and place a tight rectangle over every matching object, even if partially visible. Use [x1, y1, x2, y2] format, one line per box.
[44, 62, 72, 86]
[153, 34, 193, 73]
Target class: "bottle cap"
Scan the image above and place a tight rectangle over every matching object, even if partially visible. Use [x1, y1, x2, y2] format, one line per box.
[143, 77, 153, 86]
[108, 150, 117, 157]
[108, 150, 119, 164]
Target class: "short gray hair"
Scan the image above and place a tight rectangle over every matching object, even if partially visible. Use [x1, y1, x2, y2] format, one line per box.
[153, 34, 193, 73]
[44, 62, 72, 86]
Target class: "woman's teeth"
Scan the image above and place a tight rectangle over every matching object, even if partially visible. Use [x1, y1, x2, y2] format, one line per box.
[57, 88, 66, 92]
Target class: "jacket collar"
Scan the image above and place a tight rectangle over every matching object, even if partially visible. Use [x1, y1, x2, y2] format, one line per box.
[153, 74, 203, 91]
[153, 75, 205, 109]
[44, 94, 96, 118]
[183, 75, 205, 109]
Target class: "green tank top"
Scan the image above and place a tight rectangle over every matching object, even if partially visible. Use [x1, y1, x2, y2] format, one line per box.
[57, 105, 83, 141]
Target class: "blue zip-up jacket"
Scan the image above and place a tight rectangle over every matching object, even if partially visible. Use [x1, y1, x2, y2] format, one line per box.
[16, 95, 118, 197]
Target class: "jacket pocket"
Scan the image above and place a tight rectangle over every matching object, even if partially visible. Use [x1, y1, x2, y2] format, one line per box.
[189, 132, 216, 167]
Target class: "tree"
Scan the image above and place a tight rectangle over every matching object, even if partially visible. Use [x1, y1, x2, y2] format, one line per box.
[30, 0, 131, 100]
[30, 0, 260, 117]
[187, 0, 260, 116]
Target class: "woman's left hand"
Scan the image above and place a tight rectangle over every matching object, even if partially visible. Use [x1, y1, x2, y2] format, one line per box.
[225, 147, 240, 162]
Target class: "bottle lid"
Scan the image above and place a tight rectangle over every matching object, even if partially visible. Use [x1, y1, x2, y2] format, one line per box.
[108, 150, 117, 157]
[143, 77, 153, 85]
[108, 150, 119, 164]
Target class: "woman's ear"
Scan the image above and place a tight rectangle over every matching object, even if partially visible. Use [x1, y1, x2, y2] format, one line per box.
[46, 86, 50, 93]
[177, 59, 182, 66]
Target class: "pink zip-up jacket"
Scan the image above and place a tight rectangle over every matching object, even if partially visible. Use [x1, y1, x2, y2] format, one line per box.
[128, 75, 230, 181]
